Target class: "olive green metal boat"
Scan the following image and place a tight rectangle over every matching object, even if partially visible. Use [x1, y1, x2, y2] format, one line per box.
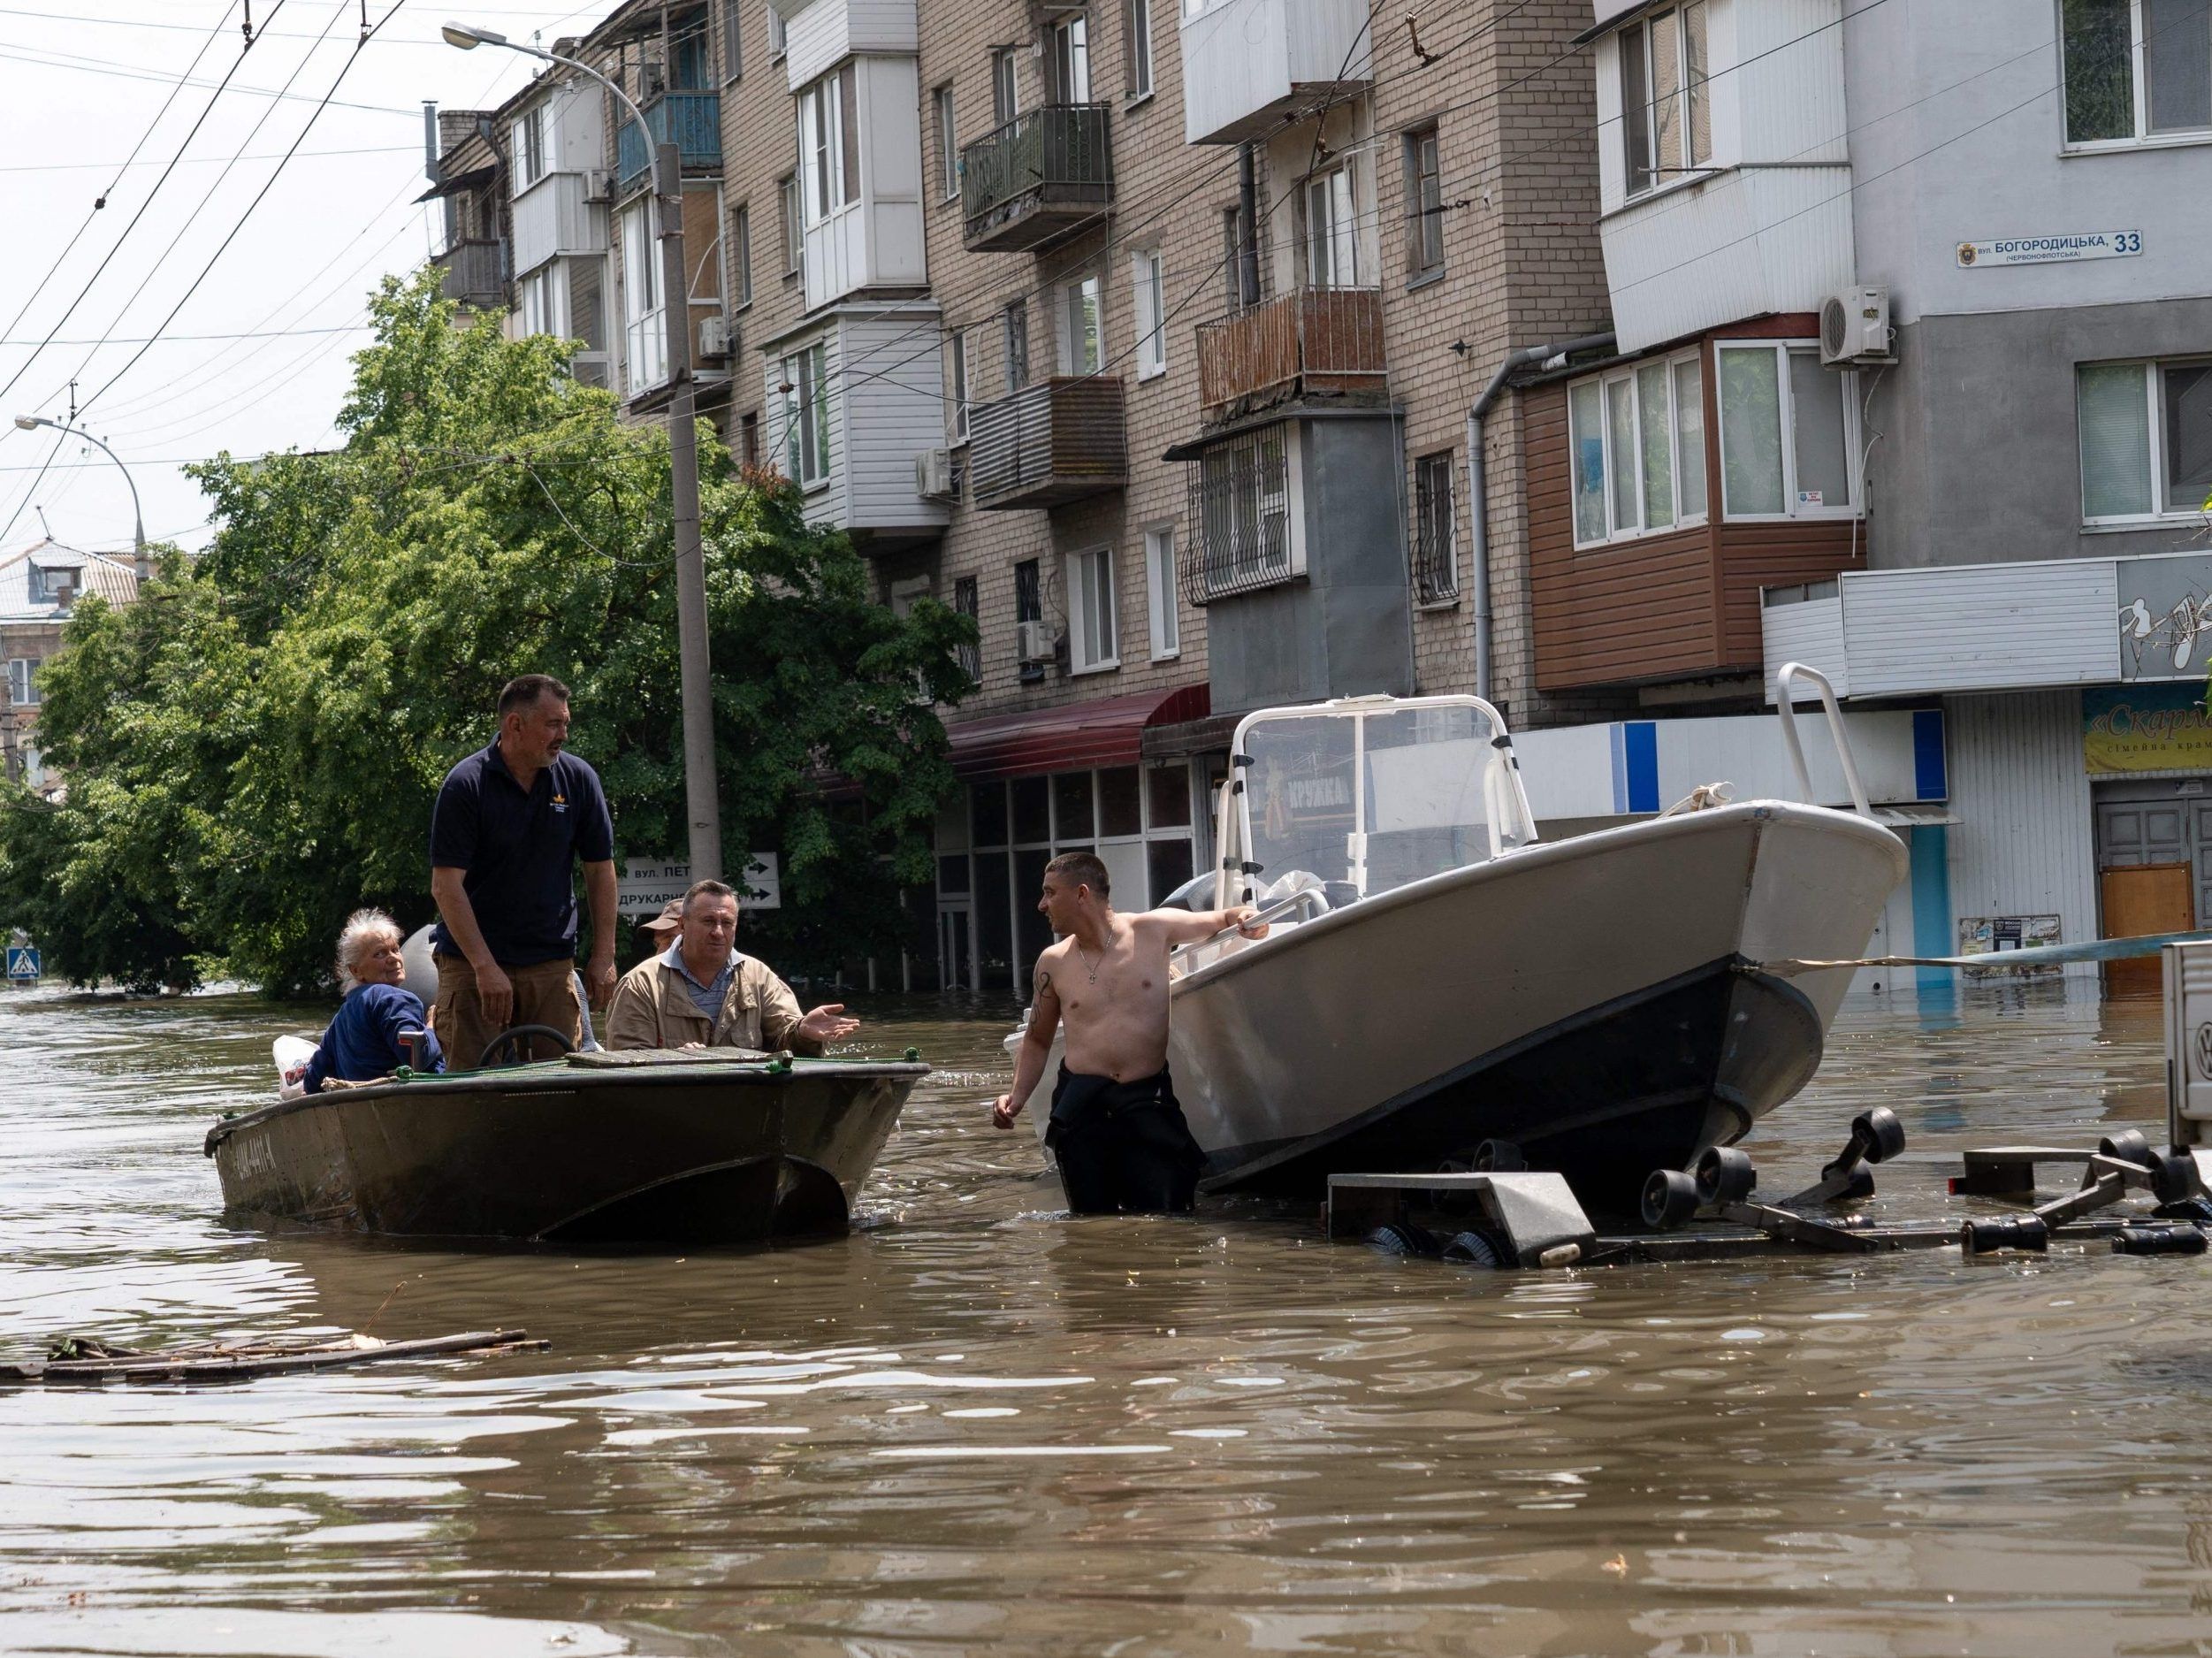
[205, 1049, 926, 1244]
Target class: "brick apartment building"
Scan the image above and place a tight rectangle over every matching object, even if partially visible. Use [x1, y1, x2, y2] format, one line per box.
[1, 540, 140, 798]
[425, 0, 1619, 992]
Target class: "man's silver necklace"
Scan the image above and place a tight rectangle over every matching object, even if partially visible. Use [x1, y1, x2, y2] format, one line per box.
[1075, 941, 1103, 983]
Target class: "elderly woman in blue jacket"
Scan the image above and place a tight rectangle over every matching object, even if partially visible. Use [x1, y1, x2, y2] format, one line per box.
[301, 908, 446, 1092]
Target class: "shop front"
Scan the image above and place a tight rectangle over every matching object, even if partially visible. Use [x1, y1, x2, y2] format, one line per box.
[934, 687, 1219, 995]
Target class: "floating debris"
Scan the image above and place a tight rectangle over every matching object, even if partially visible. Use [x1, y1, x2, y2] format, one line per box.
[0, 1327, 546, 1387]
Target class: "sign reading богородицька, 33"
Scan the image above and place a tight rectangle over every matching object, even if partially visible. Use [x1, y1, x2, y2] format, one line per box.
[1956, 230, 2143, 267]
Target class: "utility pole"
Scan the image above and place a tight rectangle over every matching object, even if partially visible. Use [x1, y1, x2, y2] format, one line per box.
[442, 22, 723, 881]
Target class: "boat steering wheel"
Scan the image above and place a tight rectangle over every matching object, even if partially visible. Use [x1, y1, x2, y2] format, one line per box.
[477, 1023, 577, 1069]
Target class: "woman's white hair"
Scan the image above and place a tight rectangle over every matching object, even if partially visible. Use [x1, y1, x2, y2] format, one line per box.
[335, 907, 403, 991]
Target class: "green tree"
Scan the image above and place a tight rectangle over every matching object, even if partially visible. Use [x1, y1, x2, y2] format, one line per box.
[0, 271, 974, 994]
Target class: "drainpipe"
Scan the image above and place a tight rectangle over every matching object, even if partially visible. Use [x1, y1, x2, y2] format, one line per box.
[1236, 143, 1261, 308]
[1467, 331, 1614, 703]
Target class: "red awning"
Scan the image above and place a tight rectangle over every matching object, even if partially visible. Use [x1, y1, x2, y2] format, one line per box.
[946, 684, 1209, 781]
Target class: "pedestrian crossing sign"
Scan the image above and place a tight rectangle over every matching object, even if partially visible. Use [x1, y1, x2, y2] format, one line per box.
[5, 945, 38, 982]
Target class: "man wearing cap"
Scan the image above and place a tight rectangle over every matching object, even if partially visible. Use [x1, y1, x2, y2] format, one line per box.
[605, 878, 858, 1054]
[428, 674, 619, 1071]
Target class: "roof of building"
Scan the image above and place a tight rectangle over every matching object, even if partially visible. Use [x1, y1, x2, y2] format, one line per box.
[0, 539, 139, 626]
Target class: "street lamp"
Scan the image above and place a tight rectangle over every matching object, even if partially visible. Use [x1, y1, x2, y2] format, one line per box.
[12, 414, 145, 568]
[443, 19, 722, 882]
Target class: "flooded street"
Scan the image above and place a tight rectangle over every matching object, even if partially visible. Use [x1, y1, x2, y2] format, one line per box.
[6, 986, 2212, 1656]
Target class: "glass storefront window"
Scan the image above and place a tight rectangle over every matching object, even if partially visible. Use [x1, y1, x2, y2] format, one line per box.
[1098, 767, 1142, 836]
[1147, 837, 1194, 905]
[973, 780, 1009, 848]
[936, 855, 970, 896]
[1053, 771, 1095, 841]
[1011, 776, 1051, 844]
[1147, 763, 1191, 829]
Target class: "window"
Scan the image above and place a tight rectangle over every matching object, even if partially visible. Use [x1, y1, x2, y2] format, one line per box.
[778, 173, 800, 275]
[780, 340, 829, 484]
[1049, 14, 1091, 103]
[2064, 0, 2212, 145]
[4, 658, 39, 709]
[934, 84, 959, 200]
[768, 4, 786, 57]
[1405, 125, 1444, 277]
[1618, 3, 1711, 197]
[512, 104, 545, 191]
[1144, 527, 1179, 657]
[675, 24, 711, 88]
[1062, 272, 1102, 374]
[730, 204, 751, 309]
[739, 409, 759, 469]
[1567, 350, 1707, 544]
[620, 196, 666, 393]
[1222, 202, 1262, 308]
[1304, 164, 1360, 288]
[1003, 301, 1029, 391]
[1413, 451, 1458, 602]
[1188, 424, 1294, 600]
[2079, 359, 2212, 521]
[1714, 341, 1856, 520]
[1015, 557, 1042, 625]
[1132, 248, 1165, 378]
[516, 266, 556, 337]
[1067, 546, 1119, 672]
[800, 65, 860, 225]
[1124, 0, 1154, 98]
[953, 576, 981, 680]
[992, 48, 1020, 126]
[949, 328, 972, 443]
[721, 0, 743, 80]
[568, 259, 605, 354]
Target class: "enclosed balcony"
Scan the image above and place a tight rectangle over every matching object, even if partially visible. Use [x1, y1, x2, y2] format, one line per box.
[959, 105, 1113, 253]
[1195, 287, 1385, 425]
[968, 377, 1127, 510]
[432, 238, 506, 309]
[615, 92, 722, 195]
[1180, 0, 1373, 146]
[512, 172, 608, 274]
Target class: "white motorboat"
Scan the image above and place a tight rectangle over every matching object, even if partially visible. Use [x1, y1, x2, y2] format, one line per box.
[1010, 669, 1907, 1211]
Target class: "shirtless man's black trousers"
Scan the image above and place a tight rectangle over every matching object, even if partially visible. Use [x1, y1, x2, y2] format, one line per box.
[1044, 1063, 1206, 1214]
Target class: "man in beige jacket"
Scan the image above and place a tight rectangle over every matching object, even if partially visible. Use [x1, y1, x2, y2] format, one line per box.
[604, 879, 860, 1054]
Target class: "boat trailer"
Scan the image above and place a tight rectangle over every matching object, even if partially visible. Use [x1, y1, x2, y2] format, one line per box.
[1329, 939, 2212, 1272]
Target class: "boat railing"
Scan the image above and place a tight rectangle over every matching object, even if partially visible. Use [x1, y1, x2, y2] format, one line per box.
[1772, 661, 1873, 819]
[1171, 887, 1331, 978]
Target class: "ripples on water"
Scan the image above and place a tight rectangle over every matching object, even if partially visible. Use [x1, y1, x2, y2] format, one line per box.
[5, 983, 2212, 1654]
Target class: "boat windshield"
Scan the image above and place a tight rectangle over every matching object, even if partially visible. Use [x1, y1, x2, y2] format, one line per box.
[1237, 699, 1535, 900]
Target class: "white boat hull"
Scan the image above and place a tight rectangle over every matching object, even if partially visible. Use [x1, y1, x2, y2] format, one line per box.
[1026, 801, 1905, 1211]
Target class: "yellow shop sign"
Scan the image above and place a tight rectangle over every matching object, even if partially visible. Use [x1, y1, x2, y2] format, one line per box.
[2083, 684, 2212, 774]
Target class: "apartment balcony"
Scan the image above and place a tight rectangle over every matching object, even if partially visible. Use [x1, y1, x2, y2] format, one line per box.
[615, 91, 722, 195]
[512, 171, 608, 275]
[1195, 287, 1385, 426]
[1180, 0, 1373, 146]
[432, 237, 506, 309]
[959, 104, 1113, 253]
[968, 377, 1126, 510]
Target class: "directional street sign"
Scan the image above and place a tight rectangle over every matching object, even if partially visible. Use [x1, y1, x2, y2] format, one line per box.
[5, 945, 39, 982]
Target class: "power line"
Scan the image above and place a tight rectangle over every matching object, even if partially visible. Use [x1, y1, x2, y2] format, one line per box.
[0, 41, 418, 117]
[0, 326, 370, 346]
[0, 142, 417, 175]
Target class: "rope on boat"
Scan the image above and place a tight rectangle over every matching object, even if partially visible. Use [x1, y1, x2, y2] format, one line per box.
[1753, 930, 2212, 976]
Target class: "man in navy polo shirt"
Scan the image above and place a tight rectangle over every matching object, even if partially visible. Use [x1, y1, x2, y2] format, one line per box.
[429, 674, 619, 1071]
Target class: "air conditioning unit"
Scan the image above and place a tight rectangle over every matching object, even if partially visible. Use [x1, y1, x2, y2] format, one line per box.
[582, 168, 613, 202]
[1016, 619, 1056, 663]
[1820, 285, 1894, 366]
[698, 315, 732, 360]
[915, 447, 957, 500]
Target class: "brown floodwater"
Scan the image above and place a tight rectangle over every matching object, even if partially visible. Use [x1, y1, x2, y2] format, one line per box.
[4, 982, 2212, 1656]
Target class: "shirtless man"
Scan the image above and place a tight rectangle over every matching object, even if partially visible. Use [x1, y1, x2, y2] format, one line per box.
[992, 850, 1266, 1214]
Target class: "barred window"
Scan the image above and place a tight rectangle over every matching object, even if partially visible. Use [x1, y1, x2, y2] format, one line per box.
[1413, 451, 1458, 603]
[954, 576, 980, 681]
[1183, 425, 1293, 604]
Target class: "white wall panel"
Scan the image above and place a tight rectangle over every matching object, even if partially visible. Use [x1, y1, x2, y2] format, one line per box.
[1839, 561, 2118, 695]
[1180, 0, 1369, 144]
[1942, 690, 2099, 980]
[1761, 594, 1848, 700]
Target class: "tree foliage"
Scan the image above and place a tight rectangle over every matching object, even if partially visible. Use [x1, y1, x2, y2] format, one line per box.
[0, 272, 974, 994]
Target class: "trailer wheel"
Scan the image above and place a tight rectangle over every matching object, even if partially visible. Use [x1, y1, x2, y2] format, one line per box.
[2148, 1149, 2199, 1206]
[2098, 1130, 2152, 1168]
[1855, 1107, 1906, 1164]
[1442, 1229, 1506, 1269]
[1694, 1145, 1757, 1207]
[1473, 1139, 1526, 1173]
[1642, 1168, 1699, 1230]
